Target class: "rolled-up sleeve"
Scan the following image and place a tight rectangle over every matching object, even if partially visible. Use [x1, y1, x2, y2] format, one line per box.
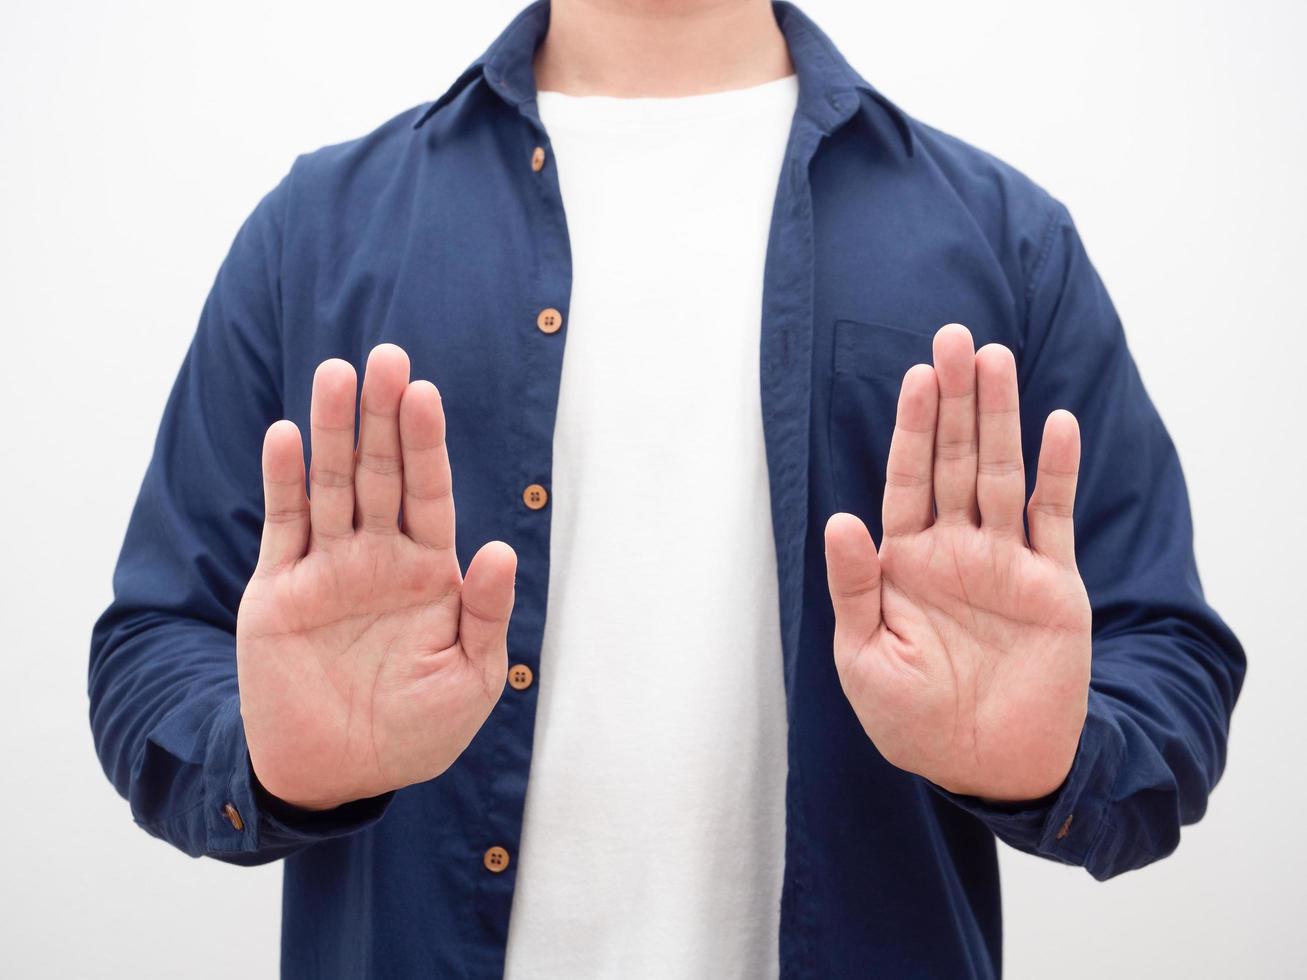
[932, 199, 1246, 880]
[87, 168, 391, 864]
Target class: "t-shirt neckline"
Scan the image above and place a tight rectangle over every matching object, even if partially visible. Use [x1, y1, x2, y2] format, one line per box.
[535, 73, 799, 132]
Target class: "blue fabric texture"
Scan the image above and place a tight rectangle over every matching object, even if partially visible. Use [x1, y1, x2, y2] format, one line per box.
[88, 2, 1245, 976]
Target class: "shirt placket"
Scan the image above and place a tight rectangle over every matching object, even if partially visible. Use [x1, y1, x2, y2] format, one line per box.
[471, 92, 575, 974]
[761, 98, 863, 979]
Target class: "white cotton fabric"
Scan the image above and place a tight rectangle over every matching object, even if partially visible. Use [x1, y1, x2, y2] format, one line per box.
[503, 73, 799, 980]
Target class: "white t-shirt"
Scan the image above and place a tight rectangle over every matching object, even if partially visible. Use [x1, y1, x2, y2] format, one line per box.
[504, 74, 799, 979]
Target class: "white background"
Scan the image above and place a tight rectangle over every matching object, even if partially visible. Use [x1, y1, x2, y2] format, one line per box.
[2, 1, 1304, 976]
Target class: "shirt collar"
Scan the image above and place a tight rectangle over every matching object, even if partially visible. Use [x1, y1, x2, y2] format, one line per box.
[413, 0, 913, 158]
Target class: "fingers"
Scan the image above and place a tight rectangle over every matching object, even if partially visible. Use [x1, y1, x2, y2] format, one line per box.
[308, 358, 358, 543]
[257, 420, 310, 571]
[399, 380, 456, 551]
[975, 343, 1026, 538]
[824, 512, 883, 657]
[354, 344, 410, 533]
[882, 364, 939, 537]
[1028, 410, 1081, 566]
[874, 326, 1046, 557]
[308, 345, 451, 549]
[459, 540, 518, 666]
[932, 323, 980, 525]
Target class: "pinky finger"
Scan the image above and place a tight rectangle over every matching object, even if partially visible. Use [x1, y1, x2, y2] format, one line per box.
[257, 420, 310, 572]
[1027, 410, 1081, 566]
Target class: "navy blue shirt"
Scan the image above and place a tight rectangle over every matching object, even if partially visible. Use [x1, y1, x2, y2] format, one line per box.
[89, 2, 1245, 976]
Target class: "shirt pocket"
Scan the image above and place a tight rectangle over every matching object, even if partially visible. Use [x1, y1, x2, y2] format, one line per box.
[833, 317, 934, 382]
[828, 318, 935, 523]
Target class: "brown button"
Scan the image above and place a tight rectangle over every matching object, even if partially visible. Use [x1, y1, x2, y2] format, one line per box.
[536, 307, 563, 334]
[508, 663, 534, 691]
[1055, 813, 1074, 840]
[484, 845, 510, 873]
[222, 802, 244, 832]
[522, 483, 548, 510]
[530, 145, 546, 172]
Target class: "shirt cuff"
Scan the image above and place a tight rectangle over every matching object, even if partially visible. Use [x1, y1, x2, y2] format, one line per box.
[202, 694, 394, 855]
[927, 687, 1125, 867]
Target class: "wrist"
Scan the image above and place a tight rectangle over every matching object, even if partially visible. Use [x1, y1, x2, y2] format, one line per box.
[249, 764, 354, 814]
[932, 752, 1075, 807]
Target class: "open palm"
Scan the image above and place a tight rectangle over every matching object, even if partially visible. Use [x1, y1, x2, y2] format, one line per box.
[236, 344, 516, 811]
[825, 324, 1091, 802]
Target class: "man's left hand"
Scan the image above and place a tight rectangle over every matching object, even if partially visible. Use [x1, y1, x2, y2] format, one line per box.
[824, 323, 1092, 803]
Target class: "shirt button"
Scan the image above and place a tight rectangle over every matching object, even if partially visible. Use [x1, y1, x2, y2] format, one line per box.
[523, 483, 549, 510]
[536, 307, 563, 334]
[508, 663, 534, 690]
[484, 845, 511, 873]
[222, 802, 244, 832]
[530, 145, 546, 172]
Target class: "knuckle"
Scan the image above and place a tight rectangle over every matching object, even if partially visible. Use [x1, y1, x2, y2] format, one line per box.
[357, 450, 403, 476]
[1031, 499, 1075, 519]
[885, 467, 930, 489]
[310, 465, 353, 489]
[460, 595, 504, 627]
[934, 438, 977, 461]
[406, 478, 453, 503]
[263, 506, 306, 525]
[977, 459, 1024, 477]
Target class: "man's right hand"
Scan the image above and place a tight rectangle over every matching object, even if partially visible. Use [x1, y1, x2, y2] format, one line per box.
[235, 343, 517, 812]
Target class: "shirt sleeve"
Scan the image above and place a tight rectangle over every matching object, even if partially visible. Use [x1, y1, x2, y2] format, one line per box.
[929, 199, 1246, 881]
[87, 169, 392, 865]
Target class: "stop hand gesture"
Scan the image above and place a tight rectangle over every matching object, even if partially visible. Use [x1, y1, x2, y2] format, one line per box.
[824, 324, 1092, 803]
[236, 344, 516, 811]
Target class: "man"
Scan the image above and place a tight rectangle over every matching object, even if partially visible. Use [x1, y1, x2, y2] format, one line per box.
[88, 0, 1245, 976]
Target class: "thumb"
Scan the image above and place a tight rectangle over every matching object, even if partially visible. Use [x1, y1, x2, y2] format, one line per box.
[824, 513, 883, 660]
[459, 540, 517, 667]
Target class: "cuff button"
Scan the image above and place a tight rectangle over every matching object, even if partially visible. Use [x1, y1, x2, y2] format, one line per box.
[223, 802, 245, 832]
[1055, 813, 1074, 840]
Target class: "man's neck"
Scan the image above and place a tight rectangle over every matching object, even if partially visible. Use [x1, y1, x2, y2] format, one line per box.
[533, 0, 793, 98]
